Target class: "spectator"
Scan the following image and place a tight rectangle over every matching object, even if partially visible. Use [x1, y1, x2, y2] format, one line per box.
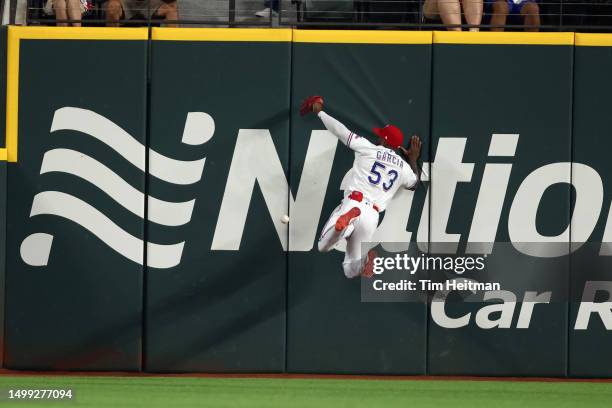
[105, 0, 178, 26]
[255, 0, 278, 18]
[423, 0, 483, 31]
[44, 0, 90, 26]
[489, 0, 540, 31]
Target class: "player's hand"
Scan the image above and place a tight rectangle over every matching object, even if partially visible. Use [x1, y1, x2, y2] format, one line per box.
[399, 135, 422, 165]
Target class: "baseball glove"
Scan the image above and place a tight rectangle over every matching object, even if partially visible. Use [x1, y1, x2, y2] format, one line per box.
[300, 95, 324, 116]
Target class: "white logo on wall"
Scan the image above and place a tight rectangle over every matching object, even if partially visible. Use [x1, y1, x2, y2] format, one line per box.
[211, 131, 612, 257]
[19, 107, 214, 269]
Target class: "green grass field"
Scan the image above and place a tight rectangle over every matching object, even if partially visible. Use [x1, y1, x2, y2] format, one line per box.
[0, 375, 611, 408]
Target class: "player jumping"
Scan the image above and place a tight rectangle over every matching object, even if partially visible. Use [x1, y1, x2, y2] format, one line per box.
[300, 95, 422, 279]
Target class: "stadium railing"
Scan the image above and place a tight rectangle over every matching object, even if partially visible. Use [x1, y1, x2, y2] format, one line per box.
[11, 0, 612, 32]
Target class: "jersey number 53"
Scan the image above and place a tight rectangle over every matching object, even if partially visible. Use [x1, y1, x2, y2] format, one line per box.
[368, 161, 398, 191]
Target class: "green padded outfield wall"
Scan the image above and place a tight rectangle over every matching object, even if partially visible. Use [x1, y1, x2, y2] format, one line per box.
[570, 34, 612, 378]
[287, 30, 431, 374]
[0, 26, 6, 368]
[144, 29, 292, 372]
[4, 27, 148, 370]
[0, 161, 5, 368]
[427, 32, 573, 376]
[0, 26, 6, 150]
[2, 28, 612, 377]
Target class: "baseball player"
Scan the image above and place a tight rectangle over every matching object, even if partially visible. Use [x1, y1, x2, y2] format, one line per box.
[300, 96, 422, 279]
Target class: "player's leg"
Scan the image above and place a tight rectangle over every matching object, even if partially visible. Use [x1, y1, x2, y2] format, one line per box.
[342, 208, 379, 279]
[318, 202, 360, 253]
[318, 204, 343, 252]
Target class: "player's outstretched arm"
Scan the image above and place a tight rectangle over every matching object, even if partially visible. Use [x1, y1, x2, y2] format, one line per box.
[317, 111, 354, 144]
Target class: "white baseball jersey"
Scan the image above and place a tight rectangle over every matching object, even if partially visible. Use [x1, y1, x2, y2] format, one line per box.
[318, 111, 417, 211]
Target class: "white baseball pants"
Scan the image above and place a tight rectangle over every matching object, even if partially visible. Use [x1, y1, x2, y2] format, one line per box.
[317, 198, 380, 278]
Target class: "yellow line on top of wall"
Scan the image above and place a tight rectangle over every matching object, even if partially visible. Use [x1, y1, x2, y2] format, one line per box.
[293, 29, 432, 44]
[8, 26, 148, 40]
[433, 31, 575, 45]
[152, 28, 292, 42]
[575, 33, 612, 46]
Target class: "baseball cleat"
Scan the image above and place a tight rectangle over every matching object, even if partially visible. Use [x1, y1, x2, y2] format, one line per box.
[361, 250, 378, 278]
[335, 207, 361, 232]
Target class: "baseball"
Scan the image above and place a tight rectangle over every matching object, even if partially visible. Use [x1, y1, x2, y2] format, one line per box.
[281, 214, 290, 224]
